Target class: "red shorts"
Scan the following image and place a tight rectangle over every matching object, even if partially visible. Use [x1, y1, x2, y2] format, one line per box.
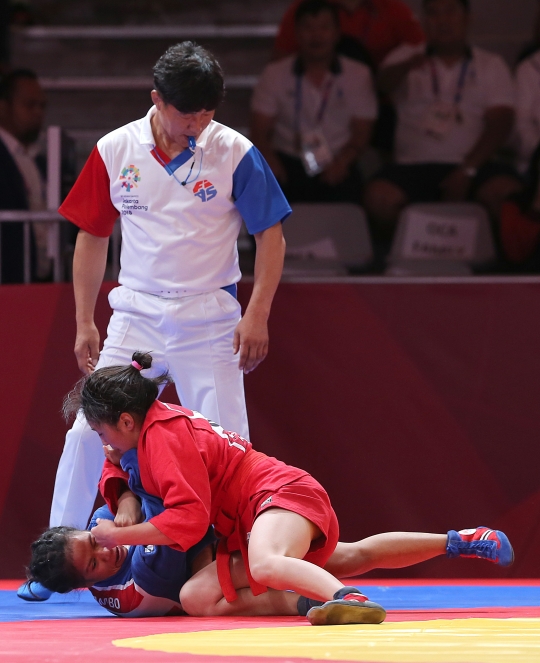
[215, 451, 339, 601]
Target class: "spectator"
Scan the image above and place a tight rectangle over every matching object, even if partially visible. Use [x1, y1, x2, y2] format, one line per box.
[274, 0, 425, 68]
[516, 49, 540, 173]
[516, 0, 540, 64]
[500, 145, 540, 267]
[0, 0, 9, 73]
[251, 0, 377, 204]
[364, 0, 521, 239]
[0, 68, 50, 283]
[503, 2, 540, 269]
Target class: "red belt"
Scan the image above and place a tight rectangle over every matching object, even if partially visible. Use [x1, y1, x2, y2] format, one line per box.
[215, 449, 268, 602]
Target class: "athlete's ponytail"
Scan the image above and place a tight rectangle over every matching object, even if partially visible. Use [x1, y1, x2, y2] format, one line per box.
[26, 527, 86, 594]
[63, 351, 171, 426]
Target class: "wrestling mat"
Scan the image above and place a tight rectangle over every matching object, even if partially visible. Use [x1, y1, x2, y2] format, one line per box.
[1, 579, 539, 663]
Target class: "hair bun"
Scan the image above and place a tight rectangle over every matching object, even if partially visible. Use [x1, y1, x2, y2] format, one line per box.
[131, 351, 153, 370]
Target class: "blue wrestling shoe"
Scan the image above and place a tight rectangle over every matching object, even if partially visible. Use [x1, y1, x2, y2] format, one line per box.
[446, 527, 514, 567]
[307, 586, 386, 626]
[17, 581, 53, 601]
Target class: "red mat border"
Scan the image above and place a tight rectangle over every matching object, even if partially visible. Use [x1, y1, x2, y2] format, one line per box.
[2, 609, 539, 663]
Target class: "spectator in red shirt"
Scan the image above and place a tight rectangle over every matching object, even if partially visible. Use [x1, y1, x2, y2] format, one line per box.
[274, 0, 425, 68]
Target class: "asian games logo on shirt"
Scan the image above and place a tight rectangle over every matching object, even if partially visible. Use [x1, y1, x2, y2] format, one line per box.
[119, 165, 141, 192]
[193, 179, 217, 202]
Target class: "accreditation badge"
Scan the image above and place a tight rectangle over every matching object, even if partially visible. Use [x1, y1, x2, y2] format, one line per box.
[423, 100, 458, 140]
[299, 128, 333, 176]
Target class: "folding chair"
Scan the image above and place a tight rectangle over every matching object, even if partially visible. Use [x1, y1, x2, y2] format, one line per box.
[386, 203, 496, 276]
[283, 203, 373, 276]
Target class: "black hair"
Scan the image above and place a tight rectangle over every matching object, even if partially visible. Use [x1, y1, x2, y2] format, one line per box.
[0, 68, 38, 102]
[26, 526, 86, 594]
[63, 351, 171, 426]
[152, 41, 225, 113]
[423, 0, 470, 10]
[294, 0, 340, 26]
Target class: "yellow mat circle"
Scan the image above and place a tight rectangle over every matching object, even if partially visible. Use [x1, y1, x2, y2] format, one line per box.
[113, 618, 540, 663]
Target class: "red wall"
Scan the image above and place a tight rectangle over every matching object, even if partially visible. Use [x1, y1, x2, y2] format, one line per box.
[1, 280, 539, 579]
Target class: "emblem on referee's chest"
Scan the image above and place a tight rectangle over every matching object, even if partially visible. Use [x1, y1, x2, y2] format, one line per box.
[119, 165, 141, 192]
[193, 179, 217, 202]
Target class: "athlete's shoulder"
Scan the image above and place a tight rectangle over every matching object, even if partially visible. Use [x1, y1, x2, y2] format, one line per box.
[142, 401, 204, 437]
[148, 400, 194, 420]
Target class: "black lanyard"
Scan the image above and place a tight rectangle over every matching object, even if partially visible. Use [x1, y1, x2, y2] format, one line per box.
[429, 56, 471, 107]
[294, 74, 335, 136]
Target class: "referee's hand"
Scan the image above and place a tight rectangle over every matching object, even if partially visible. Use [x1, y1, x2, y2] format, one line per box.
[74, 321, 100, 374]
[233, 312, 269, 374]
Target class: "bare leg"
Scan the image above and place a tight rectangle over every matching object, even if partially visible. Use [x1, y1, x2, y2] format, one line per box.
[475, 175, 522, 219]
[182, 530, 441, 617]
[364, 179, 409, 240]
[248, 508, 344, 602]
[324, 533, 446, 578]
[180, 551, 299, 617]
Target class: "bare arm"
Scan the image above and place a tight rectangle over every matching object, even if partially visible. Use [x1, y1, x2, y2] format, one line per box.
[377, 54, 427, 95]
[250, 111, 287, 183]
[91, 518, 175, 547]
[115, 488, 143, 528]
[440, 106, 516, 201]
[463, 106, 515, 170]
[233, 222, 286, 374]
[321, 117, 374, 186]
[73, 229, 109, 374]
[516, 64, 540, 165]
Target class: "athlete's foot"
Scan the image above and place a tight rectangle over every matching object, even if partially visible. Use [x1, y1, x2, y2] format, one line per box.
[446, 527, 514, 567]
[17, 581, 53, 602]
[307, 586, 386, 626]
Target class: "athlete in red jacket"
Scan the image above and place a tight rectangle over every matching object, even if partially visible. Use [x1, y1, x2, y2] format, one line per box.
[64, 351, 513, 625]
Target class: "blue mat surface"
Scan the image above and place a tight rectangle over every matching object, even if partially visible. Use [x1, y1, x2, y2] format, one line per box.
[0, 589, 112, 622]
[366, 584, 540, 609]
[1, 585, 539, 622]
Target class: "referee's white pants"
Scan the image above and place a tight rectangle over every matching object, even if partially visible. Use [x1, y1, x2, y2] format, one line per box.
[50, 285, 248, 529]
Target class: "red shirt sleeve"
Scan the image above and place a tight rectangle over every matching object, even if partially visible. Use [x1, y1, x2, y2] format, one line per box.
[99, 460, 129, 515]
[500, 200, 540, 263]
[59, 145, 119, 237]
[142, 420, 213, 552]
[390, 0, 425, 46]
[274, 0, 303, 57]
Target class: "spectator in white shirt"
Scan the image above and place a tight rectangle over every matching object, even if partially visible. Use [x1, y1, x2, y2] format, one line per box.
[364, 0, 521, 238]
[0, 69, 49, 282]
[516, 50, 540, 174]
[251, 0, 377, 204]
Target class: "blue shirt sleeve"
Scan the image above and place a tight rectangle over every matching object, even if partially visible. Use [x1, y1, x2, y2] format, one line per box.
[232, 145, 291, 235]
[88, 505, 115, 529]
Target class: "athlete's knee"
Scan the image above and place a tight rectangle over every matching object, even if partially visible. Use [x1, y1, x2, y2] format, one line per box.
[180, 577, 214, 616]
[248, 554, 286, 589]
